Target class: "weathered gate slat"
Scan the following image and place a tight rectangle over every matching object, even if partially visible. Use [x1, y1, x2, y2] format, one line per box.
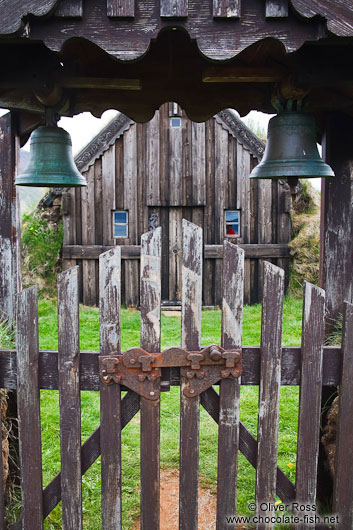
[179, 220, 203, 530]
[296, 282, 325, 530]
[99, 247, 122, 529]
[58, 267, 82, 530]
[216, 242, 244, 528]
[140, 228, 162, 530]
[200, 387, 296, 504]
[333, 301, 353, 527]
[255, 262, 284, 529]
[16, 286, 43, 530]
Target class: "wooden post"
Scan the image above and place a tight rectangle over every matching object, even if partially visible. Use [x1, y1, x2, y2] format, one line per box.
[0, 111, 21, 519]
[0, 111, 21, 323]
[320, 112, 353, 329]
[318, 111, 353, 506]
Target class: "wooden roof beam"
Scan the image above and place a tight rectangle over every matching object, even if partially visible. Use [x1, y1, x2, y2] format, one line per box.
[202, 67, 285, 83]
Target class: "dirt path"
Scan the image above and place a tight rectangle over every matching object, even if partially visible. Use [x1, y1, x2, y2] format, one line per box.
[132, 468, 246, 529]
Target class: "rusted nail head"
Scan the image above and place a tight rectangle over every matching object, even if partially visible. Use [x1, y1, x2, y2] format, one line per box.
[130, 359, 136, 364]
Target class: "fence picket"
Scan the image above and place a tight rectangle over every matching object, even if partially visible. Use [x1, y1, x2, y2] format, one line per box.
[58, 267, 82, 530]
[179, 219, 203, 530]
[296, 282, 325, 530]
[255, 262, 284, 530]
[333, 301, 353, 528]
[99, 247, 122, 530]
[216, 242, 244, 528]
[140, 228, 162, 530]
[16, 286, 43, 529]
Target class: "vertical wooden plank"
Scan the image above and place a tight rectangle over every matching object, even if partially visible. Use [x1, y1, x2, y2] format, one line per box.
[102, 144, 116, 246]
[169, 117, 183, 206]
[124, 125, 138, 243]
[0, 112, 21, 323]
[241, 148, 251, 244]
[277, 183, 291, 291]
[180, 220, 202, 530]
[255, 262, 284, 530]
[140, 228, 162, 530]
[160, 0, 188, 17]
[159, 105, 169, 207]
[62, 189, 76, 270]
[265, 0, 288, 17]
[169, 208, 183, 301]
[82, 165, 96, 305]
[146, 111, 160, 206]
[258, 179, 272, 300]
[236, 142, 243, 212]
[55, 0, 83, 17]
[213, 0, 240, 18]
[333, 301, 353, 528]
[16, 287, 43, 529]
[182, 112, 192, 206]
[100, 247, 122, 530]
[191, 122, 206, 206]
[214, 122, 228, 244]
[124, 260, 140, 307]
[58, 267, 82, 530]
[296, 282, 325, 530]
[216, 242, 244, 529]
[107, 0, 134, 17]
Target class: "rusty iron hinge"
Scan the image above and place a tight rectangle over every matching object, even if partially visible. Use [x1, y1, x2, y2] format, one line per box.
[99, 344, 242, 400]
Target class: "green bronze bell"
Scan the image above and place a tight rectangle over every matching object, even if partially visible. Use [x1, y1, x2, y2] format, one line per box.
[249, 111, 334, 179]
[16, 125, 87, 187]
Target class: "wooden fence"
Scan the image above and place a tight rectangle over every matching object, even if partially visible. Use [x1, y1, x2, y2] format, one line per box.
[1, 220, 353, 529]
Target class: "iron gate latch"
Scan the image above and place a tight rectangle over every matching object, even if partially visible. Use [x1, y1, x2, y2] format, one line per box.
[99, 344, 242, 400]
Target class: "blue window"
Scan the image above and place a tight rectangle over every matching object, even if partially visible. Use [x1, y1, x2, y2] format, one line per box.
[113, 211, 128, 238]
[225, 210, 240, 237]
[170, 117, 181, 128]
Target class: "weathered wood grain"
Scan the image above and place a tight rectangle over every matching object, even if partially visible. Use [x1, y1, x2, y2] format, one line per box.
[160, 0, 188, 17]
[62, 190, 77, 270]
[296, 282, 325, 530]
[214, 122, 228, 244]
[217, 242, 244, 529]
[265, 0, 288, 17]
[140, 228, 162, 530]
[213, 0, 240, 18]
[0, 346, 342, 392]
[169, 209, 183, 300]
[99, 247, 122, 530]
[16, 287, 43, 529]
[169, 116, 183, 206]
[55, 0, 83, 17]
[124, 124, 138, 243]
[58, 267, 82, 530]
[102, 145, 116, 246]
[255, 262, 284, 529]
[191, 121, 206, 205]
[333, 302, 353, 528]
[146, 111, 160, 206]
[180, 220, 203, 530]
[82, 165, 97, 305]
[107, 0, 134, 17]
[63, 243, 290, 260]
[0, 113, 21, 323]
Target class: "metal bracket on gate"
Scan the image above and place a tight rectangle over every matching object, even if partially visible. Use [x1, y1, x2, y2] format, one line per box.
[99, 344, 242, 401]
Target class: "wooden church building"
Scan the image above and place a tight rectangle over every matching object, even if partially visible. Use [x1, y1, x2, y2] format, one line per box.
[62, 103, 291, 307]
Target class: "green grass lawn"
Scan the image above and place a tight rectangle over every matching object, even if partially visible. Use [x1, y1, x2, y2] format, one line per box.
[14, 297, 303, 529]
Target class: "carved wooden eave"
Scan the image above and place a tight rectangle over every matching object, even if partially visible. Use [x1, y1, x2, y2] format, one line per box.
[1, 0, 353, 125]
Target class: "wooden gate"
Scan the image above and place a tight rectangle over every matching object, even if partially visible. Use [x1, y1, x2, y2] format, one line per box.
[2, 220, 353, 529]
